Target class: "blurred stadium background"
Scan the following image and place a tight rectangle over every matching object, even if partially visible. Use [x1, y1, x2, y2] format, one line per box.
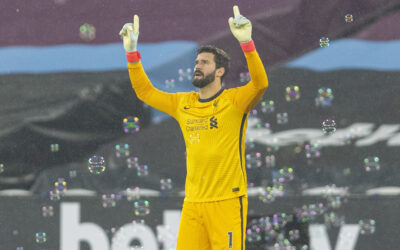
[1, 0, 400, 249]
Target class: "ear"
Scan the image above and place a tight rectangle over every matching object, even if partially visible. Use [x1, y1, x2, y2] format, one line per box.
[216, 67, 225, 77]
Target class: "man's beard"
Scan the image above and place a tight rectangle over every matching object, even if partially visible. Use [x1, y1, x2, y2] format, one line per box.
[192, 70, 216, 88]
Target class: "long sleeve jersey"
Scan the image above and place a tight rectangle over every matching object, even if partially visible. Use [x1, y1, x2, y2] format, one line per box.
[128, 49, 268, 202]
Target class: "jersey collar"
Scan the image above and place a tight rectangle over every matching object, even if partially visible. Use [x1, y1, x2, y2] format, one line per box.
[198, 88, 224, 103]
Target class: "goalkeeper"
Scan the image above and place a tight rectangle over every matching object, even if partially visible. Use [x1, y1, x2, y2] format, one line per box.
[120, 5, 268, 250]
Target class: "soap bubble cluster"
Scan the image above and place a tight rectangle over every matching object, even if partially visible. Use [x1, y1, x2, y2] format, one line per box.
[285, 85, 300, 102]
[363, 156, 380, 172]
[50, 143, 59, 152]
[319, 37, 330, 48]
[35, 232, 47, 243]
[315, 88, 334, 108]
[322, 119, 336, 135]
[345, 14, 354, 23]
[134, 200, 150, 216]
[276, 112, 288, 125]
[123, 116, 140, 133]
[240, 72, 251, 83]
[88, 155, 106, 174]
[79, 23, 96, 42]
[359, 219, 376, 234]
[115, 144, 130, 158]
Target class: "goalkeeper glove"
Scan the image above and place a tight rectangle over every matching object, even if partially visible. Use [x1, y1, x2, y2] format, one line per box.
[119, 14, 139, 52]
[228, 5, 252, 43]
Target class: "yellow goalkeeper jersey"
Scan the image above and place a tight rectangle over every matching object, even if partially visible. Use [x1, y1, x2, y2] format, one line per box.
[128, 49, 268, 202]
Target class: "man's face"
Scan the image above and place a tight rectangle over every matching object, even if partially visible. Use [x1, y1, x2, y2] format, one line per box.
[192, 52, 217, 88]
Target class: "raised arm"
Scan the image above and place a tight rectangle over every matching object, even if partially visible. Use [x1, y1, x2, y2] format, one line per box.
[228, 6, 269, 113]
[119, 14, 179, 118]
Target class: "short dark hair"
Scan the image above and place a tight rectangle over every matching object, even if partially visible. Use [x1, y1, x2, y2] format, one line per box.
[197, 45, 230, 83]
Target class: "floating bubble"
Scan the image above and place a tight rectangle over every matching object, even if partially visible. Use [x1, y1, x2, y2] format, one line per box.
[102, 194, 117, 208]
[54, 178, 67, 194]
[295, 203, 326, 222]
[315, 88, 334, 108]
[246, 138, 256, 150]
[276, 112, 288, 125]
[246, 152, 262, 169]
[322, 119, 336, 135]
[258, 186, 277, 203]
[42, 206, 54, 217]
[285, 85, 300, 102]
[345, 14, 354, 23]
[324, 212, 345, 228]
[126, 187, 141, 201]
[271, 213, 290, 230]
[359, 219, 376, 234]
[107, 227, 118, 237]
[276, 167, 294, 184]
[265, 154, 276, 168]
[88, 155, 106, 174]
[266, 145, 280, 154]
[49, 190, 60, 201]
[294, 145, 302, 154]
[134, 200, 150, 216]
[69, 170, 77, 178]
[363, 156, 380, 172]
[250, 109, 258, 116]
[136, 164, 148, 176]
[288, 229, 300, 241]
[319, 37, 330, 48]
[305, 143, 321, 159]
[260, 100, 275, 113]
[343, 168, 351, 176]
[127, 157, 139, 169]
[160, 178, 173, 191]
[79, 23, 96, 42]
[321, 184, 349, 198]
[178, 68, 192, 82]
[0, 163, 4, 173]
[326, 195, 343, 209]
[50, 144, 59, 152]
[272, 240, 295, 250]
[240, 72, 250, 83]
[123, 116, 140, 133]
[115, 144, 130, 158]
[246, 225, 262, 242]
[165, 79, 175, 89]
[264, 228, 279, 242]
[35, 232, 47, 243]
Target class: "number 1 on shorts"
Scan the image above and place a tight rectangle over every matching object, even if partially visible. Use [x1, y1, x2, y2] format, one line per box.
[227, 231, 233, 248]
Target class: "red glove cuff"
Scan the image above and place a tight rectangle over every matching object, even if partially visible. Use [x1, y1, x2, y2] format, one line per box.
[126, 51, 141, 62]
[240, 40, 256, 53]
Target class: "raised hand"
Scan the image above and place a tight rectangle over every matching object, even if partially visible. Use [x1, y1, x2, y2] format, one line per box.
[228, 5, 252, 43]
[119, 14, 140, 52]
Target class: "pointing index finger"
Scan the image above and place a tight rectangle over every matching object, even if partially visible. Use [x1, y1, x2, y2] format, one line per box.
[233, 5, 240, 17]
[133, 14, 139, 34]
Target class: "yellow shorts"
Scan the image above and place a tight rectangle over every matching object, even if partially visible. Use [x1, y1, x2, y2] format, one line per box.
[177, 195, 248, 250]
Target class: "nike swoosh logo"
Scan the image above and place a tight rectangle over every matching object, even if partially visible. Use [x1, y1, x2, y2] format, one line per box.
[184, 106, 190, 110]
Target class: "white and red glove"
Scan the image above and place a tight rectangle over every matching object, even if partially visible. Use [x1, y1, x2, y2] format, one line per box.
[119, 14, 141, 62]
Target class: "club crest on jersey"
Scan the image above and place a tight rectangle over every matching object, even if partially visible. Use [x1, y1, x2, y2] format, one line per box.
[210, 116, 218, 129]
[213, 100, 219, 113]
